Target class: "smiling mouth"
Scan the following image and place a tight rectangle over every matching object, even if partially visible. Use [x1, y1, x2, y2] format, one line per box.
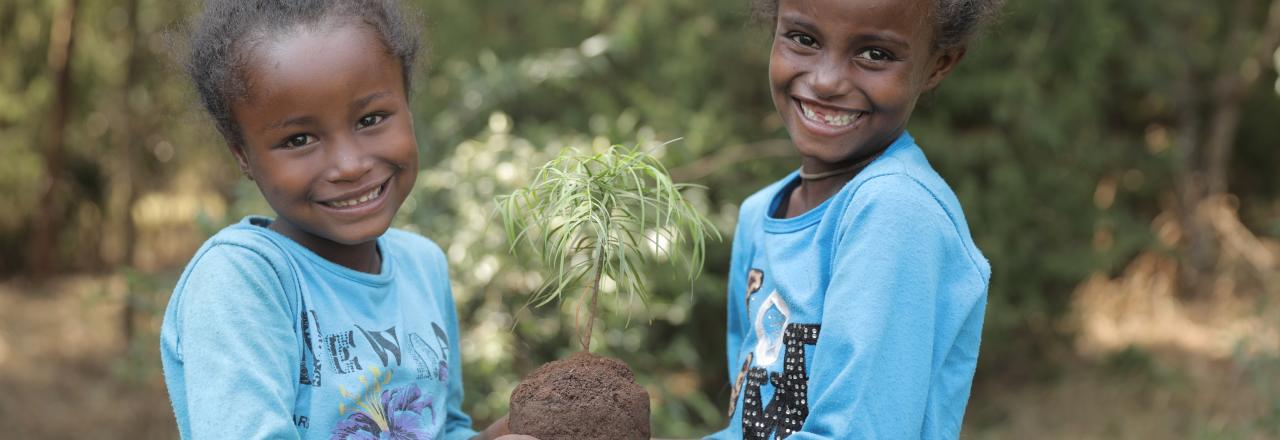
[797, 99, 866, 128]
[322, 180, 387, 209]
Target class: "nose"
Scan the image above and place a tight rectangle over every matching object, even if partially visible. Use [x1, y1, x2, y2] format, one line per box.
[324, 134, 371, 183]
[807, 54, 853, 100]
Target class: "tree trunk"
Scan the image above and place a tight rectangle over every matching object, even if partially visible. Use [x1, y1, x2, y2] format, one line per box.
[118, 0, 144, 350]
[27, 0, 79, 279]
[1173, 0, 1280, 297]
[1205, 0, 1280, 196]
[1172, 68, 1212, 297]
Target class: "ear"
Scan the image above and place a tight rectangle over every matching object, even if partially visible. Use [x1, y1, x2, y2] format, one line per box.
[226, 142, 254, 180]
[924, 46, 967, 91]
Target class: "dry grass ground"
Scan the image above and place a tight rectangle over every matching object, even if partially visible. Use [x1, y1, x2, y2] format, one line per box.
[966, 345, 1274, 439]
[965, 203, 1280, 440]
[0, 275, 175, 439]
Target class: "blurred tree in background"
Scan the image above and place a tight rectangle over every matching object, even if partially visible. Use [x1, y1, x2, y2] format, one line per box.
[2, 0, 1279, 438]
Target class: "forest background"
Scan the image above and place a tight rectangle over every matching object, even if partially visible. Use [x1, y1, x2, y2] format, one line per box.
[3, 0, 1280, 438]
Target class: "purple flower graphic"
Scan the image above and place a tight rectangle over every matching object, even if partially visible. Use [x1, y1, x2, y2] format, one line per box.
[331, 368, 436, 440]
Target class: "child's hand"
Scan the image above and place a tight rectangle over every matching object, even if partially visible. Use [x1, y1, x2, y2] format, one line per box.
[476, 415, 542, 440]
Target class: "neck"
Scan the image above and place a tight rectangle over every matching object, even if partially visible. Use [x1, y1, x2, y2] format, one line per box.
[783, 150, 881, 218]
[785, 175, 850, 218]
[268, 221, 381, 274]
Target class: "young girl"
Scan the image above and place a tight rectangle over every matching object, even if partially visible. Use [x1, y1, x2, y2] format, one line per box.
[711, 0, 1002, 438]
[159, 1, 526, 438]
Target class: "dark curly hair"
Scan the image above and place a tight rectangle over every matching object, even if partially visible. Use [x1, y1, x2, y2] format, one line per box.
[183, 0, 423, 146]
[750, 0, 1004, 50]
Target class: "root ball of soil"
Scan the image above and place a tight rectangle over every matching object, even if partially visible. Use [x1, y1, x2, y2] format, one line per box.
[508, 352, 650, 440]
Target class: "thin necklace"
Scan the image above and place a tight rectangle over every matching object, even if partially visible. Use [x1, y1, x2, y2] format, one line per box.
[798, 152, 881, 180]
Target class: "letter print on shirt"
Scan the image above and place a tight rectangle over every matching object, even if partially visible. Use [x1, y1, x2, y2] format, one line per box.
[730, 268, 767, 418]
[406, 323, 451, 382]
[728, 352, 754, 418]
[742, 323, 821, 439]
[734, 274, 822, 439]
[356, 325, 403, 368]
[746, 269, 765, 310]
[754, 290, 790, 366]
[407, 333, 440, 380]
[300, 309, 322, 386]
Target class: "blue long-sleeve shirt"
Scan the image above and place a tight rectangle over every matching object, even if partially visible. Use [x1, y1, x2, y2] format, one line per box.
[161, 216, 478, 439]
[708, 132, 990, 439]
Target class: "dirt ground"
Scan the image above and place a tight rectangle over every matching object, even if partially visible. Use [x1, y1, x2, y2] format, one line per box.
[967, 247, 1279, 440]
[0, 275, 175, 439]
[1, 264, 1275, 439]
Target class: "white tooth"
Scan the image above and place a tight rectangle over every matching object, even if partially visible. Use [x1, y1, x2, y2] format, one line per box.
[803, 101, 863, 126]
[826, 112, 856, 127]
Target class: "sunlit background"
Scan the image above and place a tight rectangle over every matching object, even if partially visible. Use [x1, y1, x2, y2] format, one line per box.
[2, 0, 1280, 438]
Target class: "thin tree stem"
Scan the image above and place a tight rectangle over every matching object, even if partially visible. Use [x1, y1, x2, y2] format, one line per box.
[580, 250, 606, 352]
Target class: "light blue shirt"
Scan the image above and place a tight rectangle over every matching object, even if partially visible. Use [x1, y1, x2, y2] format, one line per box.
[708, 132, 990, 439]
[161, 217, 478, 440]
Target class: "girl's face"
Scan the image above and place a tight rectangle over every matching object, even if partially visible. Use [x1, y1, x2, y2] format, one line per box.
[769, 0, 963, 173]
[229, 22, 417, 259]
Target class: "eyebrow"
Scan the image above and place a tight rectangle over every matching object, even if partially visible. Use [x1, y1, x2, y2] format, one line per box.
[854, 32, 909, 48]
[351, 90, 393, 112]
[778, 13, 911, 49]
[264, 90, 394, 131]
[779, 14, 821, 36]
[265, 114, 317, 131]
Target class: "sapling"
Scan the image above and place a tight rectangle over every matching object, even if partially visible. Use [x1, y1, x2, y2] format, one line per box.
[497, 143, 718, 351]
[495, 142, 718, 439]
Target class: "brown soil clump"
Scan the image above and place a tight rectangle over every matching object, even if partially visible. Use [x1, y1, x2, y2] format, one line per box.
[508, 351, 650, 440]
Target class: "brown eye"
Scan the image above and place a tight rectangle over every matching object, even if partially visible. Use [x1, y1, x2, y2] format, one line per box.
[787, 32, 818, 48]
[282, 134, 315, 149]
[855, 48, 893, 62]
[357, 114, 385, 129]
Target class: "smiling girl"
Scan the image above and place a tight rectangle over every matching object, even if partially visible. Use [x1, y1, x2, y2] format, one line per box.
[159, 1, 523, 439]
[711, 0, 1003, 438]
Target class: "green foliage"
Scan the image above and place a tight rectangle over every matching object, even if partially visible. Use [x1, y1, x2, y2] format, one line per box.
[497, 144, 718, 312]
